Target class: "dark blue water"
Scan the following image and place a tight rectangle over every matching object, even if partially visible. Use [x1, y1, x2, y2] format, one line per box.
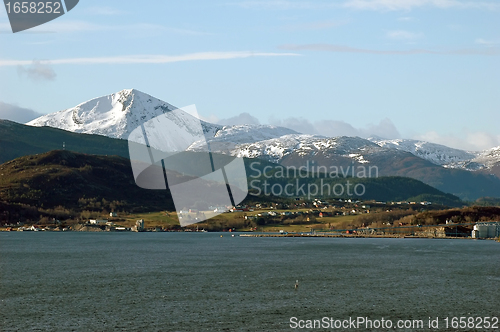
[1, 233, 499, 331]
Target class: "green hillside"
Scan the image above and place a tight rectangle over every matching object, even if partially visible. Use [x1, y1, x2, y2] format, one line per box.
[245, 162, 463, 206]
[0, 120, 129, 163]
[0, 150, 174, 215]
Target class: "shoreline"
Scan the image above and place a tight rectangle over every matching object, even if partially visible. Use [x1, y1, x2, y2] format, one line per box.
[2, 228, 498, 241]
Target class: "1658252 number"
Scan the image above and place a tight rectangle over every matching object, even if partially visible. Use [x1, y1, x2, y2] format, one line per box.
[5, 2, 62, 14]
[443, 317, 498, 329]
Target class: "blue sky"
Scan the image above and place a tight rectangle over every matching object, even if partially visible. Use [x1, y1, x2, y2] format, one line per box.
[0, 0, 499, 150]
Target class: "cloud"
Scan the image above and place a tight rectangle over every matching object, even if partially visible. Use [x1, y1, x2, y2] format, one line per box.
[269, 116, 401, 139]
[281, 19, 349, 31]
[17, 60, 56, 82]
[475, 38, 500, 46]
[0, 102, 43, 123]
[414, 131, 500, 151]
[233, 0, 500, 10]
[343, 0, 500, 11]
[361, 118, 402, 138]
[84, 6, 127, 15]
[269, 116, 320, 135]
[23, 20, 210, 35]
[232, 1, 334, 10]
[279, 43, 500, 55]
[397, 16, 414, 21]
[0, 51, 300, 67]
[218, 113, 261, 126]
[386, 30, 423, 40]
[205, 110, 498, 151]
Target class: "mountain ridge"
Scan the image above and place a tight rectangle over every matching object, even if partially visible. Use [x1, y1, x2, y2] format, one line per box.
[26, 88, 500, 172]
[22, 88, 500, 200]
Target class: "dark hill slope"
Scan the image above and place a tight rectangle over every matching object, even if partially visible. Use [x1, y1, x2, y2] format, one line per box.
[0, 150, 174, 212]
[0, 120, 129, 163]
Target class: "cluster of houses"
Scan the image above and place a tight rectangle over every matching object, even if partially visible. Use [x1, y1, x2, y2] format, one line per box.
[86, 218, 145, 232]
[15, 225, 69, 232]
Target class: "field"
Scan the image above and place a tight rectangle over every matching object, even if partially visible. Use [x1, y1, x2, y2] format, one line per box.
[101, 209, 363, 232]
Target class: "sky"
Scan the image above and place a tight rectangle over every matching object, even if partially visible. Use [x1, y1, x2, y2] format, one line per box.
[0, 0, 499, 151]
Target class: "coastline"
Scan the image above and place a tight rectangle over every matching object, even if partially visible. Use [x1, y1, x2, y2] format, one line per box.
[2, 228, 498, 241]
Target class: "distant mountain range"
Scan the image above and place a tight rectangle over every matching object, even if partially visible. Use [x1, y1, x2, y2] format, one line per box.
[15, 88, 500, 201]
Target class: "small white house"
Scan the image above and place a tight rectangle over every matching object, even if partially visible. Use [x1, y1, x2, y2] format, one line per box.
[109, 212, 117, 217]
[89, 219, 108, 225]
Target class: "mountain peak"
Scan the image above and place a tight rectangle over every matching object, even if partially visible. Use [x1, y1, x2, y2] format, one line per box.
[26, 89, 221, 141]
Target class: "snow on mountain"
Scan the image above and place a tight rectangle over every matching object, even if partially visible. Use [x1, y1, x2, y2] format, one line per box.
[206, 135, 382, 164]
[26, 89, 297, 152]
[368, 138, 483, 169]
[26, 88, 500, 172]
[187, 125, 298, 153]
[212, 125, 297, 144]
[27, 89, 221, 145]
[473, 146, 500, 168]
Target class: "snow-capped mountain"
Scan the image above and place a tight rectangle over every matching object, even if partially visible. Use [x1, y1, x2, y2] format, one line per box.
[27, 88, 500, 172]
[206, 135, 382, 164]
[27, 89, 221, 142]
[368, 138, 482, 169]
[368, 138, 500, 171]
[27, 89, 297, 152]
[474, 147, 500, 168]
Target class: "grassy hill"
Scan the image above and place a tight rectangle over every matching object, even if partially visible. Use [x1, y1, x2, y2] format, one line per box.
[0, 150, 174, 217]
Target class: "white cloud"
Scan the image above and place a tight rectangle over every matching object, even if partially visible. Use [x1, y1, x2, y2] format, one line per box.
[233, 0, 500, 10]
[343, 0, 500, 11]
[269, 116, 401, 139]
[0, 51, 300, 67]
[84, 6, 127, 15]
[386, 30, 423, 40]
[269, 116, 320, 135]
[281, 19, 349, 31]
[414, 131, 500, 151]
[232, 1, 333, 10]
[24, 20, 209, 35]
[0, 102, 42, 123]
[279, 43, 500, 55]
[17, 60, 56, 82]
[251, 113, 499, 150]
[0, 22, 11, 32]
[397, 16, 414, 21]
[475, 38, 500, 46]
[361, 118, 401, 138]
[218, 113, 261, 126]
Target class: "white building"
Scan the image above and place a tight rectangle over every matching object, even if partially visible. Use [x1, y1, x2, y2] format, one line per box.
[136, 219, 144, 231]
[89, 219, 108, 225]
[472, 222, 500, 239]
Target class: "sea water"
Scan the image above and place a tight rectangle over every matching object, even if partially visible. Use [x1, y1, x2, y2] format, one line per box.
[1, 232, 499, 331]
